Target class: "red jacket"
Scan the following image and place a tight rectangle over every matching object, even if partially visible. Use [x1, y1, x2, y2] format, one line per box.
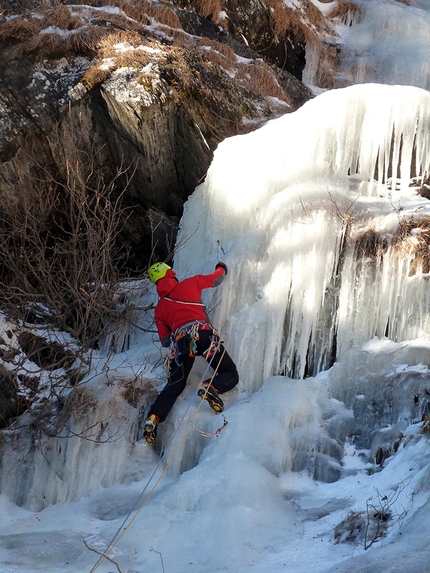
[154, 267, 225, 345]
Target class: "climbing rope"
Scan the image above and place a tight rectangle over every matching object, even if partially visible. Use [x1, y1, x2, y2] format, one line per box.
[88, 347, 227, 573]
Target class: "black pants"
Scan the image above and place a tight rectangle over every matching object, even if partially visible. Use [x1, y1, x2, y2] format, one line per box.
[149, 329, 239, 423]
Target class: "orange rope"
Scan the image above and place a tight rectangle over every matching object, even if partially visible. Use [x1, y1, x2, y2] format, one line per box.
[193, 414, 228, 437]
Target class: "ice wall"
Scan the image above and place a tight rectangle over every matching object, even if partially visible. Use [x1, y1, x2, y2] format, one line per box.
[303, 0, 430, 92]
[175, 84, 430, 388]
[0, 376, 158, 511]
[335, 0, 430, 90]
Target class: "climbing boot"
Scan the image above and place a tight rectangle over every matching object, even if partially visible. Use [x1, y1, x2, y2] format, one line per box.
[197, 383, 224, 413]
[143, 414, 160, 443]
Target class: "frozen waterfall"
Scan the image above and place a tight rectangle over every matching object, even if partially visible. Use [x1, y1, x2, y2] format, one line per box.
[4, 83, 430, 514]
[334, 0, 430, 90]
[175, 83, 430, 385]
[4, 0, 430, 570]
[3, 84, 430, 573]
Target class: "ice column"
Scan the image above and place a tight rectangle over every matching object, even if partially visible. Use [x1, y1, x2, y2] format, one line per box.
[175, 84, 430, 390]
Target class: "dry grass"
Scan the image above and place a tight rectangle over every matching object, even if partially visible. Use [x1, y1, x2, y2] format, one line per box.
[0, 1, 181, 58]
[119, 0, 183, 29]
[193, 36, 236, 73]
[65, 26, 110, 54]
[327, 0, 362, 26]
[64, 387, 97, 420]
[422, 415, 430, 434]
[170, 26, 195, 48]
[118, 0, 153, 24]
[81, 62, 112, 89]
[202, 38, 236, 61]
[1, 0, 291, 108]
[121, 377, 150, 407]
[265, 0, 329, 42]
[262, 0, 342, 89]
[354, 228, 388, 261]
[265, 0, 301, 37]
[13, 25, 109, 58]
[314, 44, 340, 89]
[84, 30, 197, 93]
[97, 29, 151, 60]
[65, 0, 118, 6]
[177, 0, 226, 24]
[152, 5, 183, 29]
[418, 177, 430, 199]
[174, 19, 282, 101]
[301, 0, 332, 40]
[0, 5, 111, 56]
[392, 218, 430, 275]
[197, 48, 233, 74]
[200, 0, 223, 21]
[49, 4, 81, 29]
[81, 35, 144, 88]
[236, 60, 289, 104]
[0, 15, 45, 43]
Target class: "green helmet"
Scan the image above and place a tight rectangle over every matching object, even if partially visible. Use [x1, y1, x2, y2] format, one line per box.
[148, 262, 171, 284]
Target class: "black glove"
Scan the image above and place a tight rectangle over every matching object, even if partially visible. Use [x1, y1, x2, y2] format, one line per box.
[216, 261, 228, 275]
[161, 336, 171, 348]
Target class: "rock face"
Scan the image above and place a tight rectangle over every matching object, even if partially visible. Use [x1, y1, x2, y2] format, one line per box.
[172, 0, 307, 79]
[0, 1, 314, 268]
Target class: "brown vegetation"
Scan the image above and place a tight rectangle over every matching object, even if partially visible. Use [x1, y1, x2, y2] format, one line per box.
[0, 6, 108, 57]
[0, 1, 180, 58]
[266, 0, 330, 42]
[63, 386, 98, 420]
[0, 148, 131, 349]
[0, 0, 299, 108]
[392, 218, 430, 275]
[237, 60, 290, 104]
[354, 228, 389, 262]
[327, 0, 362, 26]
[200, 0, 223, 22]
[125, 0, 181, 28]
[121, 377, 155, 407]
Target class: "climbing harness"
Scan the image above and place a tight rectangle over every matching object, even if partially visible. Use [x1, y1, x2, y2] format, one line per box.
[166, 321, 221, 366]
[193, 414, 228, 437]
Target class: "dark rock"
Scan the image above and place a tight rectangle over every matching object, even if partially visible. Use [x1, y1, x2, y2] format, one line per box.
[0, 364, 28, 428]
[0, 2, 313, 270]
[17, 331, 75, 370]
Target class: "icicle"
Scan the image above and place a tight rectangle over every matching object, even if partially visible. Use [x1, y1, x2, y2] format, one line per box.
[175, 84, 430, 390]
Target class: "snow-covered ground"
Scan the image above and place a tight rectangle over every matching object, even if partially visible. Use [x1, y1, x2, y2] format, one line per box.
[2, 1, 430, 572]
[2, 360, 430, 573]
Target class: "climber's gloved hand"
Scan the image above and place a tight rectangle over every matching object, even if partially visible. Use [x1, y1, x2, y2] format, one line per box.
[216, 261, 228, 275]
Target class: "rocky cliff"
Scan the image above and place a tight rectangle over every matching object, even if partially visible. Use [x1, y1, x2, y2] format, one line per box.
[0, 0, 331, 267]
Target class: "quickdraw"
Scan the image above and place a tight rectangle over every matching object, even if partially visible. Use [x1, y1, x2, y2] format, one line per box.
[193, 414, 228, 437]
[202, 328, 221, 359]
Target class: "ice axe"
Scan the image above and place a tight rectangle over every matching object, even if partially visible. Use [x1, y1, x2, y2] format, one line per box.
[217, 240, 225, 260]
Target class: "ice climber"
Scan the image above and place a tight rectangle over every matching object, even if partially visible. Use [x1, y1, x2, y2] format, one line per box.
[143, 261, 239, 443]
